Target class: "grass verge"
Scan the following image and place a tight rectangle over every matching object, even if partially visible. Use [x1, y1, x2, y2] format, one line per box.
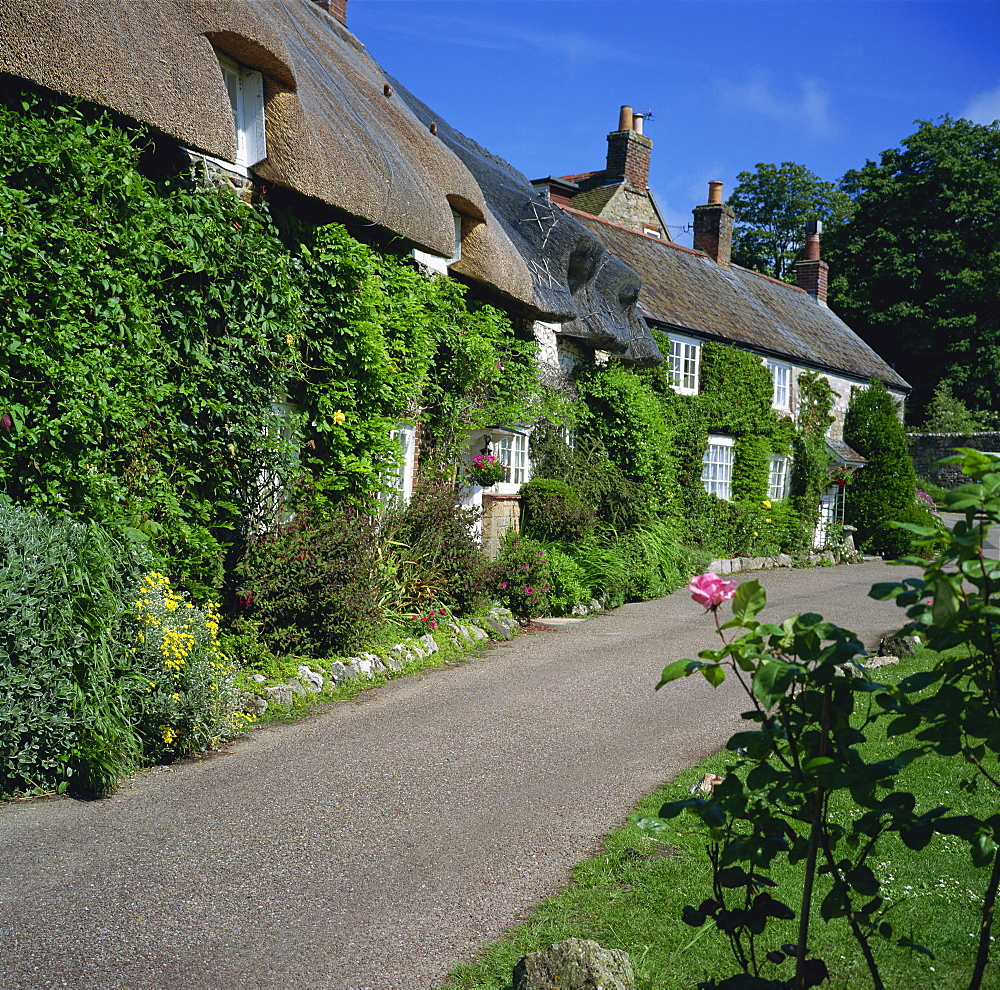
[441, 649, 996, 990]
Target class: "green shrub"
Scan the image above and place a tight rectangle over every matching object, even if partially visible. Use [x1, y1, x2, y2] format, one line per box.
[493, 534, 551, 619]
[381, 479, 492, 617]
[519, 477, 596, 543]
[545, 547, 593, 615]
[0, 504, 146, 799]
[126, 571, 249, 763]
[845, 380, 922, 557]
[235, 505, 384, 658]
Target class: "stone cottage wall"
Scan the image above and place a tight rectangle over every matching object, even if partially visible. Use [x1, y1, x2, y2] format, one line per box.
[907, 432, 1000, 487]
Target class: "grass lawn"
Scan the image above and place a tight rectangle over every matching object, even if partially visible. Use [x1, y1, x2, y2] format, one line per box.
[441, 650, 997, 990]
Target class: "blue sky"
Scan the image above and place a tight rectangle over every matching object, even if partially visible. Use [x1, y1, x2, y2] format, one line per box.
[350, 0, 999, 247]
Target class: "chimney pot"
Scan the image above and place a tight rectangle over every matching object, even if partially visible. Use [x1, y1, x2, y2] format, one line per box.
[693, 184, 735, 265]
[796, 220, 828, 303]
[605, 105, 653, 191]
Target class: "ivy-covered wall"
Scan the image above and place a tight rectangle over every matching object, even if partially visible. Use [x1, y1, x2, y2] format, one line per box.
[543, 334, 831, 560]
[0, 89, 548, 594]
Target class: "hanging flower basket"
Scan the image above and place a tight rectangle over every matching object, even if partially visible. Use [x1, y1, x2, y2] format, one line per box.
[469, 453, 508, 487]
[827, 465, 854, 488]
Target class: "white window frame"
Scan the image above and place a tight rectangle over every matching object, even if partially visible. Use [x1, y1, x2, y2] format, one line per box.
[379, 426, 417, 508]
[667, 333, 700, 395]
[702, 436, 735, 500]
[217, 53, 266, 174]
[493, 431, 530, 487]
[767, 454, 790, 502]
[766, 359, 791, 412]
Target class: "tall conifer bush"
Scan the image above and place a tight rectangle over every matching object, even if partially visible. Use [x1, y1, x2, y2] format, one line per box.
[844, 380, 924, 556]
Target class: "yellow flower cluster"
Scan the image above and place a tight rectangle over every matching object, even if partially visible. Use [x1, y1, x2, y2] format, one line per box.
[161, 627, 196, 672]
[131, 570, 251, 754]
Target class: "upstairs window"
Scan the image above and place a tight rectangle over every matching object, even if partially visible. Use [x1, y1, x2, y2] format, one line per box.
[768, 455, 790, 501]
[218, 53, 266, 171]
[667, 334, 700, 395]
[766, 359, 791, 412]
[702, 436, 734, 500]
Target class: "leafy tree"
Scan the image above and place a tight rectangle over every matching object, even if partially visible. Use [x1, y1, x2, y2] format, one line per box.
[920, 381, 987, 434]
[827, 117, 1000, 422]
[726, 162, 854, 280]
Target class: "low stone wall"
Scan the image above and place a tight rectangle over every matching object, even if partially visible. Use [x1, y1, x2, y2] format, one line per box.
[708, 548, 856, 575]
[239, 607, 520, 713]
[907, 432, 1000, 487]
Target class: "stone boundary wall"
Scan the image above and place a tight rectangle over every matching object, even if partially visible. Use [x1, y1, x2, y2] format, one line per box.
[907, 432, 1000, 488]
[238, 608, 520, 713]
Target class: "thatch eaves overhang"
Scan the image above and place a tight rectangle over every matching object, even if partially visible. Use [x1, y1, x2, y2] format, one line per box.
[568, 209, 909, 390]
[0, 0, 528, 285]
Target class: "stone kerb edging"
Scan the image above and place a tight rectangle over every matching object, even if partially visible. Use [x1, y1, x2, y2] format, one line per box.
[241, 607, 520, 713]
[708, 548, 870, 576]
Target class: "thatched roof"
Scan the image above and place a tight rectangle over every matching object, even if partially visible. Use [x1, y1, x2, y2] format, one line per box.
[387, 80, 661, 364]
[0, 0, 660, 361]
[568, 209, 909, 390]
[0, 1, 499, 272]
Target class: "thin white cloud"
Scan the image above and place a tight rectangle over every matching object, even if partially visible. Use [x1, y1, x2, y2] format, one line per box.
[358, 10, 624, 64]
[963, 85, 1000, 125]
[715, 73, 837, 141]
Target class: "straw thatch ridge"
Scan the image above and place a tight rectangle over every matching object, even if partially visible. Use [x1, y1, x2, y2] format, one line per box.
[569, 210, 909, 388]
[386, 77, 661, 364]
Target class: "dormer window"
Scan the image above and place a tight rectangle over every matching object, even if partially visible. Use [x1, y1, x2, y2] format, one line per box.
[412, 210, 463, 275]
[217, 53, 266, 172]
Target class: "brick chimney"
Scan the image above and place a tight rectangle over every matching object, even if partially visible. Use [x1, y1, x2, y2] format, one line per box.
[605, 105, 652, 192]
[312, 0, 347, 27]
[692, 181, 734, 265]
[795, 220, 829, 305]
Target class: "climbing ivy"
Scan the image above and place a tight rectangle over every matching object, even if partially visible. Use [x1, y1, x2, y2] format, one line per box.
[0, 87, 546, 593]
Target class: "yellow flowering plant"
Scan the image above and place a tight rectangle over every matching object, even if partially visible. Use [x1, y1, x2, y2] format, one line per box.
[126, 571, 250, 762]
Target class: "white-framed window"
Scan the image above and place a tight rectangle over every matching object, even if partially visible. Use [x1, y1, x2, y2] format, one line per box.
[379, 426, 416, 508]
[494, 432, 530, 486]
[768, 455, 790, 501]
[766, 359, 791, 411]
[667, 334, 700, 395]
[643, 227, 661, 238]
[217, 53, 266, 172]
[702, 436, 735, 500]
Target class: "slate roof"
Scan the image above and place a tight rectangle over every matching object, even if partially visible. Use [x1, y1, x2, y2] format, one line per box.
[566, 208, 909, 390]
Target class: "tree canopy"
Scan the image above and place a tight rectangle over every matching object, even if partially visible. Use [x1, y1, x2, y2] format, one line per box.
[826, 117, 1000, 421]
[726, 161, 854, 280]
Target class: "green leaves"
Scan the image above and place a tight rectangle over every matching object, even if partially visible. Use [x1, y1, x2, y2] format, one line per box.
[727, 579, 767, 628]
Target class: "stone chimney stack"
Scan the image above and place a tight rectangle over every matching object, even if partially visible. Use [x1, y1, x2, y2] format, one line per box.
[795, 220, 829, 305]
[312, 0, 348, 27]
[692, 181, 734, 265]
[605, 105, 653, 192]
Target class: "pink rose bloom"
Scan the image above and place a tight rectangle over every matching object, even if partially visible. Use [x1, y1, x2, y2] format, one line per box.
[689, 572, 737, 609]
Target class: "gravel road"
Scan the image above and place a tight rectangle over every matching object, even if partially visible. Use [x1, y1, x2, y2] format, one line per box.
[0, 561, 920, 990]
